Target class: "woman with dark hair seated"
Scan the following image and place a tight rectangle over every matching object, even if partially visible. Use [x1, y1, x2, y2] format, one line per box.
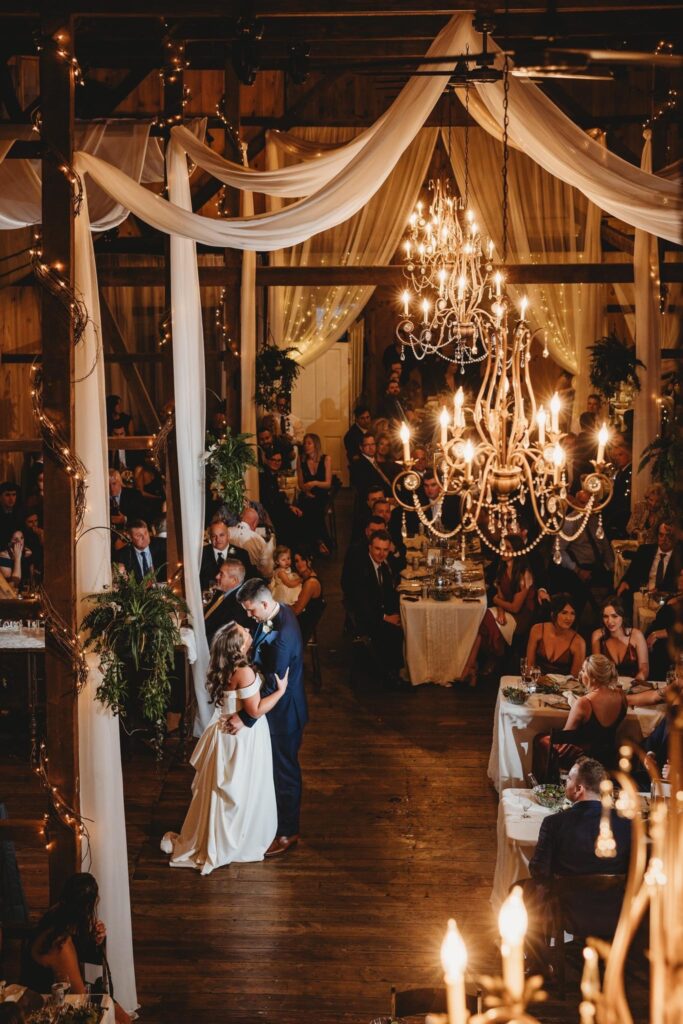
[291, 549, 325, 643]
[21, 873, 132, 1023]
[643, 567, 683, 680]
[527, 593, 586, 677]
[591, 597, 649, 683]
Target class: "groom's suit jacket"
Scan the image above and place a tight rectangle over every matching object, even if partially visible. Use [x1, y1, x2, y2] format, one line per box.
[238, 603, 308, 736]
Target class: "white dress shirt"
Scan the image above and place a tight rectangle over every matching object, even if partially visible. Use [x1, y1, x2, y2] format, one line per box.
[648, 548, 672, 590]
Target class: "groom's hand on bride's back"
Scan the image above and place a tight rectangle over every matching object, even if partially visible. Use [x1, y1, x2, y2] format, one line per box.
[220, 713, 244, 734]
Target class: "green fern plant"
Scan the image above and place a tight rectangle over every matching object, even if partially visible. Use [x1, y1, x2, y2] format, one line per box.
[255, 343, 302, 409]
[80, 566, 188, 749]
[587, 332, 645, 400]
[205, 429, 257, 516]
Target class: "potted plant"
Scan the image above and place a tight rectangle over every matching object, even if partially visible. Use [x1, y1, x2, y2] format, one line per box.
[255, 343, 302, 409]
[205, 428, 257, 517]
[80, 566, 188, 752]
[587, 332, 645, 401]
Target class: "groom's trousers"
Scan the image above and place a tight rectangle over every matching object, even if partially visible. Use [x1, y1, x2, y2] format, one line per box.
[271, 726, 303, 836]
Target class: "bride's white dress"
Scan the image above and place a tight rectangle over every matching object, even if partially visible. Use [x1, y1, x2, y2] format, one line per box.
[161, 676, 277, 874]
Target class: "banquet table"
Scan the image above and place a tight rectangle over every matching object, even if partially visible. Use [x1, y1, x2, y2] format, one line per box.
[3, 986, 115, 1023]
[400, 593, 487, 685]
[491, 788, 553, 912]
[488, 676, 666, 791]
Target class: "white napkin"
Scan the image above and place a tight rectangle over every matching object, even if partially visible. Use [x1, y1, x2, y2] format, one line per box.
[526, 693, 569, 710]
[563, 691, 578, 708]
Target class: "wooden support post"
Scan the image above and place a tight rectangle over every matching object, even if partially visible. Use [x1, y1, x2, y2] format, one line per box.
[39, 13, 80, 898]
[222, 62, 242, 436]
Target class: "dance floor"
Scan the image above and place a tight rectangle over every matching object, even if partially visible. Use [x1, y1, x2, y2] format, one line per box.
[3, 492, 648, 1023]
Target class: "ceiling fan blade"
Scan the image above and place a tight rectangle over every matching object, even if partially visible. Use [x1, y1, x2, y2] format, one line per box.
[552, 47, 683, 67]
[511, 67, 615, 81]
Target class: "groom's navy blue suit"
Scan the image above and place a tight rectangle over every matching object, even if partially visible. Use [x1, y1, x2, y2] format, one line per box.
[238, 603, 307, 836]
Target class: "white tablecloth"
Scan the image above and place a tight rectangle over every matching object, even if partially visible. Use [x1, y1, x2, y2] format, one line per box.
[4, 987, 115, 1023]
[488, 676, 666, 791]
[179, 625, 197, 664]
[491, 788, 553, 912]
[400, 594, 486, 685]
[632, 591, 658, 633]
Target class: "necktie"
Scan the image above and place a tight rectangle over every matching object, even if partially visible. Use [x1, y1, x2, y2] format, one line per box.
[142, 549, 151, 574]
[378, 563, 393, 610]
[216, 550, 225, 565]
[655, 552, 666, 589]
[280, 414, 287, 435]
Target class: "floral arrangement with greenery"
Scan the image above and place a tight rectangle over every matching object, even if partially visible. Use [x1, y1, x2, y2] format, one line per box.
[80, 566, 187, 749]
[255, 342, 302, 409]
[587, 331, 645, 400]
[204, 428, 257, 516]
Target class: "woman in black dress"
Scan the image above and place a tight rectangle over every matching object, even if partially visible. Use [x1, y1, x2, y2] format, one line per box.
[526, 593, 586, 677]
[296, 433, 332, 555]
[590, 597, 649, 683]
[291, 549, 325, 643]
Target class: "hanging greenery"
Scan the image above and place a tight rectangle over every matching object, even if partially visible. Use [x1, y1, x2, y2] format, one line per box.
[638, 432, 681, 491]
[80, 566, 187, 750]
[255, 343, 302, 409]
[204, 428, 257, 515]
[587, 332, 645, 400]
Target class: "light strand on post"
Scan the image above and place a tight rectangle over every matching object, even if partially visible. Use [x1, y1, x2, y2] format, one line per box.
[32, 737, 92, 870]
[37, 584, 89, 693]
[31, 365, 88, 529]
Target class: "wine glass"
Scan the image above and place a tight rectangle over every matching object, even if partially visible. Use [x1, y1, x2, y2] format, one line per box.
[529, 665, 541, 693]
[202, 587, 215, 607]
[519, 657, 529, 684]
[521, 799, 533, 819]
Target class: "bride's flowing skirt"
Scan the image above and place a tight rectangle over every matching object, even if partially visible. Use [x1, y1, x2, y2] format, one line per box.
[161, 710, 277, 874]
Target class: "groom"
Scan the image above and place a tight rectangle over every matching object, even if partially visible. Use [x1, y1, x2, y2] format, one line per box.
[223, 577, 308, 857]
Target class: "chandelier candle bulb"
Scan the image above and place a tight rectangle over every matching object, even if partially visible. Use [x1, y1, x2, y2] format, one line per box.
[458, 275, 466, 301]
[553, 442, 565, 484]
[440, 407, 450, 448]
[422, 299, 430, 324]
[596, 422, 609, 464]
[463, 440, 474, 480]
[520, 296, 529, 321]
[550, 392, 561, 433]
[536, 406, 547, 446]
[402, 290, 410, 316]
[498, 886, 528, 1002]
[488, 240, 494, 260]
[441, 918, 469, 1024]
[454, 387, 465, 428]
[404, 240, 412, 260]
[399, 423, 411, 464]
[494, 272, 502, 298]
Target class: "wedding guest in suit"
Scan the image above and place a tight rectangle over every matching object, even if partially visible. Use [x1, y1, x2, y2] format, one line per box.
[350, 433, 393, 498]
[407, 469, 460, 533]
[641, 567, 683, 680]
[108, 470, 144, 542]
[108, 424, 143, 474]
[223, 578, 308, 858]
[204, 559, 251, 645]
[617, 521, 680, 604]
[200, 519, 256, 590]
[591, 598, 649, 683]
[371, 497, 406, 572]
[342, 531, 404, 686]
[344, 405, 373, 466]
[273, 393, 304, 452]
[603, 434, 632, 539]
[258, 418, 293, 468]
[259, 448, 305, 550]
[559, 488, 614, 593]
[117, 519, 167, 583]
[378, 379, 403, 421]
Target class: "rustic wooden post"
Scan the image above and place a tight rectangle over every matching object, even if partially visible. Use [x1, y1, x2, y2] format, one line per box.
[39, 12, 80, 898]
[222, 63, 243, 435]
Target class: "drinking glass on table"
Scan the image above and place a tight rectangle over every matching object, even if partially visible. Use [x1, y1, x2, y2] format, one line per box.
[520, 657, 529, 684]
[529, 665, 541, 692]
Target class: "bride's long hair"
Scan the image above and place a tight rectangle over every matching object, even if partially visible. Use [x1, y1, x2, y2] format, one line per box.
[207, 622, 250, 707]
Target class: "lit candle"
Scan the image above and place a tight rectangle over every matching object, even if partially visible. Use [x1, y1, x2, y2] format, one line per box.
[440, 406, 450, 448]
[417, 201, 423, 216]
[596, 422, 609, 464]
[536, 406, 546, 446]
[404, 240, 411, 260]
[422, 299, 430, 324]
[520, 296, 528, 321]
[463, 439, 474, 480]
[471, 221, 478, 237]
[466, 209, 474, 224]
[499, 886, 527, 1002]
[441, 919, 469, 1024]
[494, 271, 502, 298]
[399, 422, 411, 463]
[438, 267, 447, 296]
[550, 392, 561, 433]
[402, 290, 410, 316]
[458, 275, 466, 301]
[488, 239, 494, 260]
[454, 386, 465, 428]
[418, 243, 425, 259]
[553, 442, 565, 484]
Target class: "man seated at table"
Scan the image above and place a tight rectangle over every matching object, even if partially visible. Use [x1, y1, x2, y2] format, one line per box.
[350, 433, 393, 498]
[603, 435, 632, 540]
[204, 558, 252, 645]
[522, 758, 631, 966]
[351, 484, 387, 542]
[342, 530, 404, 688]
[344, 404, 373, 467]
[200, 519, 257, 590]
[117, 519, 167, 583]
[617, 520, 680, 612]
[371, 496, 406, 571]
[109, 470, 145, 548]
[259, 447, 305, 550]
[404, 469, 460, 534]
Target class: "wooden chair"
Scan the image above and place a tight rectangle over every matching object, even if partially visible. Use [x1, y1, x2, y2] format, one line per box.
[390, 982, 483, 1019]
[302, 600, 327, 692]
[548, 874, 626, 999]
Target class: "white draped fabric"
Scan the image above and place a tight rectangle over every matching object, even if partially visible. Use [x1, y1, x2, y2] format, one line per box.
[238, 150, 259, 500]
[266, 127, 437, 365]
[443, 124, 603, 417]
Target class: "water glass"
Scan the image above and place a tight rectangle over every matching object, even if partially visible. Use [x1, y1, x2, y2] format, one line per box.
[520, 657, 529, 683]
[529, 665, 541, 692]
[51, 982, 67, 1007]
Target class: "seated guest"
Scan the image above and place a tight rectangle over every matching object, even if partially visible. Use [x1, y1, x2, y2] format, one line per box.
[0, 530, 35, 590]
[532, 655, 627, 780]
[109, 423, 143, 474]
[297, 433, 333, 556]
[258, 416, 293, 467]
[21, 872, 132, 1024]
[350, 485, 386, 543]
[117, 519, 166, 583]
[204, 559, 251, 644]
[24, 468, 44, 518]
[344, 405, 372, 466]
[226, 509, 274, 577]
[559, 488, 614, 591]
[343, 515, 392, 592]
[461, 536, 535, 687]
[378, 379, 403, 421]
[586, 393, 602, 421]
[0, 482, 22, 548]
[342, 531, 404, 686]
[291, 549, 325, 643]
[106, 393, 134, 435]
[527, 593, 586, 677]
[525, 758, 630, 950]
[259, 448, 305, 549]
[133, 460, 165, 524]
[603, 435, 632, 540]
[411, 469, 460, 533]
[371, 497, 406, 571]
[109, 469, 144, 540]
[617, 521, 680, 605]
[200, 519, 255, 590]
[272, 393, 304, 449]
[411, 445, 429, 475]
[627, 482, 669, 542]
[591, 598, 648, 683]
[375, 433, 400, 482]
[271, 545, 302, 606]
[642, 567, 683, 679]
[350, 433, 393, 497]
[23, 511, 44, 578]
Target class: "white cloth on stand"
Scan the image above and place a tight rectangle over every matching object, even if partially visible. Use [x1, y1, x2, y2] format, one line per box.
[400, 595, 486, 685]
[491, 788, 553, 912]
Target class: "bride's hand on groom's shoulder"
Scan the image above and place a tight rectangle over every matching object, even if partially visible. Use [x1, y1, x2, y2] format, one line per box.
[275, 667, 290, 692]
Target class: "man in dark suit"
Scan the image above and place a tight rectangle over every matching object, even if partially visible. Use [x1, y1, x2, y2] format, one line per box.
[342, 531, 404, 684]
[203, 559, 251, 645]
[223, 578, 308, 858]
[371, 497, 407, 572]
[109, 470, 145, 538]
[350, 434, 393, 498]
[258, 448, 305, 549]
[117, 519, 167, 583]
[524, 758, 631, 954]
[603, 435, 632, 540]
[199, 519, 256, 590]
[343, 405, 372, 466]
[108, 424, 144, 474]
[404, 469, 460, 534]
[618, 521, 680, 605]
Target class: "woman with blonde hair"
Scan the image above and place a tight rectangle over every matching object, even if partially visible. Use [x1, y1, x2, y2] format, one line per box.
[532, 654, 628, 780]
[627, 482, 670, 543]
[297, 431, 333, 555]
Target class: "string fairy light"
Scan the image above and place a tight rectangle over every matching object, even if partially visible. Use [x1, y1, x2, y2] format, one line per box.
[32, 737, 92, 868]
[31, 365, 88, 529]
[150, 410, 175, 465]
[30, 236, 90, 344]
[34, 30, 85, 87]
[36, 584, 89, 693]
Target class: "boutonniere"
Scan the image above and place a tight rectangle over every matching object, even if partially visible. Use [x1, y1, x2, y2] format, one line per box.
[262, 619, 274, 635]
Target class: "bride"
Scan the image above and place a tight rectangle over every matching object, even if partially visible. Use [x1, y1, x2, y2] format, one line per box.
[161, 621, 288, 874]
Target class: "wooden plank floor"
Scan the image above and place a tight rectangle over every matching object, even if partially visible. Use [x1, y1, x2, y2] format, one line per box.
[1, 491, 648, 1023]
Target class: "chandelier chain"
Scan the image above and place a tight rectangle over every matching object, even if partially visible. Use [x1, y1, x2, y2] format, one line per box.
[501, 56, 510, 265]
[464, 82, 470, 211]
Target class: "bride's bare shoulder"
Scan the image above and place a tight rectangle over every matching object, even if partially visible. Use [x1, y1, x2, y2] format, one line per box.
[229, 664, 255, 689]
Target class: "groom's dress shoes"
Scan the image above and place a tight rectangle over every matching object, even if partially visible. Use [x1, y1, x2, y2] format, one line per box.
[265, 834, 299, 858]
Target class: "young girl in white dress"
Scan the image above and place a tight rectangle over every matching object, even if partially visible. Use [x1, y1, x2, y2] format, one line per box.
[161, 621, 288, 874]
[270, 544, 302, 606]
